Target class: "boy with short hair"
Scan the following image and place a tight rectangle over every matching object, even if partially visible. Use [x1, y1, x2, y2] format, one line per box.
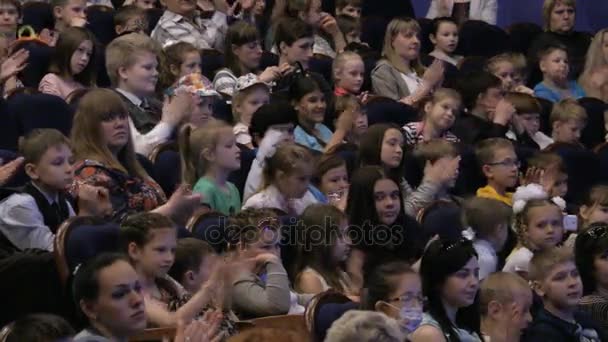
[524, 247, 607, 341]
[550, 98, 587, 145]
[463, 197, 512, 279]
[534, 43, 586, 103]
[168, 238, 218, 293]
[151, 0, 227, 51]
[480, 272, 533, 342]
[505, 92, 554, 149]
[476, 138, 519, 206]
[52, 0, 87, 32]
[114, 5, 147, 36]
[105, 33, 190, 156]
[336, 14, 362, 45]
[412, 139, 461, 199]
[0, 0, 19, 40]
[0, 129, 109, 251]
[527, 152, 568, 199]
[335, 0, 362, 19]
[452, 71, 516, 145]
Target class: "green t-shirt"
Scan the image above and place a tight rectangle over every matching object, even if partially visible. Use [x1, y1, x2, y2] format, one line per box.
[193, 177, 241, 215]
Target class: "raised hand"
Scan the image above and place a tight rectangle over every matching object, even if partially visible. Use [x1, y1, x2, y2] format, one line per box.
[0, 48, 28, 84]
[162, 90, 193, 127]
[493, 99, 516, 126]
[0, 157, 23, 186]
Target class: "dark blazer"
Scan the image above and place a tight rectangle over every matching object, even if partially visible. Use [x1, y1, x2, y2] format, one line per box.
[115, 90, 162, 134]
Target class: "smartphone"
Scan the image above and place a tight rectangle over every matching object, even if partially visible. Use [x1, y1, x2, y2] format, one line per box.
[563, 215, 578, 232]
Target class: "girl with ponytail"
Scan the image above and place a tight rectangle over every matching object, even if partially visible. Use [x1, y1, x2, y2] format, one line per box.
[180, 121, 242, 215]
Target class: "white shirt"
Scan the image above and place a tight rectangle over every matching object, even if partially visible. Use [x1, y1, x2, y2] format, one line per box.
[400, 71, 422, 95]
[243, 129, 285, 201]
[0, 187, 75, 251]
[503, 247, 533, 275]
[115, 88, 173, 156]
[473, 239, 498, 280]
[242, 184, 319, 215]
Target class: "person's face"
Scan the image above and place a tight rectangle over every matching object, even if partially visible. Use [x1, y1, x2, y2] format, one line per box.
[233, 41, 263, 71]
[549, 2, 575, 34]
[381, 272, 423, 318]
[304, 0, 322, 27]
[236, 86, 270, 125]
[373, 178, 401, 225]
[26, 144, 74, 191]
[337, 4, 361, 19]
[189, 96, 215, 127]
[55, 0, 86, 28]
[100, 112, 130, 153]
[243, 227, 281, 259]
[553, 119, 584, 144]
[320, 164, 349, 196]
[178, 51, 201, 78]
[352, 107, 368, 137]
[540, 49, 569, 84]
[524, 204, 564, 250]
[211, 131, 241, 171]
[119, 52, 159, 96]
[432, 22, 458, 54]
[492, 222, 509, 252]
[380, 128, 404, 169]
[392, 29, 420, 62]
[593, 249, 608, 291]
[483, 147, 519, 189]
[134, 0, 156, 9]
[602, 32, 608, 64]
[580, 204, 608, 226]
[165, 0, 196, 16]
[492, 61, 516, 92]
[336, 57, 364, 94]
[441, 257, 480, 308]
[478, 87, 504, 117]
[129, 228, 177, 278]
[186, 254, 218, 292]
[281, 37, 314, 69]
[535, 261, 582, 309]
[518, 113, 541, 136]
[425, 97, 460, 131]
[295, 89, 326, 124]
[253, 0, 265, 15]
[70, 39, 93, 75]
[332, 219, 352, 262]
[0, 4, 19, 31]
[276, 164, 313, 199]
[82, 260, 146, 339]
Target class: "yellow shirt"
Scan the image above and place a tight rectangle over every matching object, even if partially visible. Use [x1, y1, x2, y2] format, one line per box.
[476, 185, 513, 206]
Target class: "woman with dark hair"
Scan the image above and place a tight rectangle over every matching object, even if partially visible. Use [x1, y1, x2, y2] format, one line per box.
[411, 238, 481, 342]
[2, 314, 74, 342]
[72, 253, 146, 341]
[575, 222, 608, 331]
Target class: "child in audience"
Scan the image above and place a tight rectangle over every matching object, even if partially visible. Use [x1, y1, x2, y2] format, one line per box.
[292, 204, 353, 294]
[52, 0, 87, 32]
[334, 94, 368, 145]
[313, 153, 349, 210]
[359, 123, 458, 216]
[229, 208, 310, 318]
[524, 247, 606, 341]
[169, 238, 218, 294]
[579, 185, 608, 229]
[120, 212, 228, 326]
[181, 121, 241, 215]
[534, 43, 586, 103]
[242, 143, 319, 215]
[575, 222, 608, 331]
[579, 28, 608, 103]
[411, 238, 482, 342]
[114, 5, 147, 36]
[508, 53, 530, 90]
[39, 27, 96, 100]
[0, 0, 19, 49]
[336, 14, 363, 45]
[527, 152, 568, 199]
[105, 33, 191, 156]
[333, 51, 365, 96]
[479, 272, 533, 342]
[505, 92, 553, 149]
[486, 54, 534, 94]
[151, 0, 227, 50]
[550, 98, 587, 145]
[157, 42, 201, 93]
[476, 138, 519, 206]
[428, 17, 462, 67]
[335, 0, 361, 18]
[232, 75, 271, 149]
[0, 129, 109, 252]
[168, 73, 219, 128]
[411, 139, 461, 203]
[452, 71, 516, 144]
[463, 197, 512, 279]
[503, 187, 565, 278]
[403, 88, 461, 147]
[214, 21, 289, 97]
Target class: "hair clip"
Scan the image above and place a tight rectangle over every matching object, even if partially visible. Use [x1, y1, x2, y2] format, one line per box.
[585, 225, 608, 239]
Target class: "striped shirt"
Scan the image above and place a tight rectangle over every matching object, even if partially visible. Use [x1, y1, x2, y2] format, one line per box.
[151, 10, 227, 51]
[403, 121, 460, 147]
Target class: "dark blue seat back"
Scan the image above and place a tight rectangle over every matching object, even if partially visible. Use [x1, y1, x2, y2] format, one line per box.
[579, 97, 607, 150]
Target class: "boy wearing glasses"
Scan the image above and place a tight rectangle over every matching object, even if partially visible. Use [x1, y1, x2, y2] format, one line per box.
[476, 138, 519, 206]
[550, 99, 587, 145]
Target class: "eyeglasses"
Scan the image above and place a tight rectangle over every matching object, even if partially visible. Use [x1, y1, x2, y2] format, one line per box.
[388, 293, 426, 306]
[486, 159, 521, 168]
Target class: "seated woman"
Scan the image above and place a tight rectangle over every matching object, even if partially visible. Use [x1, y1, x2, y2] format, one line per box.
[579, 28, 608, 103]
[426, 0, 497, 25]
[39, 27, 96, 100]
[69, 88, 199, 223]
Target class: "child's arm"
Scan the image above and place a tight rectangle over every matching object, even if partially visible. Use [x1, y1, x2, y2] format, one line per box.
[410, 325, 448, 342]
[38, 74, 63, 98]
[0, 194, 54, 251]
[145, 280, 217, 326]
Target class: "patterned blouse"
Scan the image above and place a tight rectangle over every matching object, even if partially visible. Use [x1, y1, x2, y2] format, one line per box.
[402, 121, 460, 147]
[70, 159, 166, 221]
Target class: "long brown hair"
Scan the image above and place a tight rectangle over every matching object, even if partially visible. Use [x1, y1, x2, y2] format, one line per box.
[49, 27, 97, 86]
[381, 18, 425, 76]
[70, 88, 148, 179]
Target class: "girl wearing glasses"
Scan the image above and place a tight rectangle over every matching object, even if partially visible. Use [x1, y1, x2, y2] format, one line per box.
[411, 238, 481, 342]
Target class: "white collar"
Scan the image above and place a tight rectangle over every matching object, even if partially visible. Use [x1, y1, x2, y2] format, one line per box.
[32, 182, 59, 205]
[115, 88, 143, 107]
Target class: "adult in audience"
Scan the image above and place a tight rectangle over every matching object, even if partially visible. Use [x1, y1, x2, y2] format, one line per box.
[579, 28, 608, 103]
[426, 0, 498, 25]
[2, 314, 74, 342]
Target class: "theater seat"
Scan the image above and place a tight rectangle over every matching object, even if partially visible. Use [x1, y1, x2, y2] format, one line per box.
[456, 20, 510, 57]
[86, 5, 116, 46]
[507, 22, 543, 55]
[21, 2, 54, 33]
[578, 97, 607, 150]
[364, 96, 418, 127]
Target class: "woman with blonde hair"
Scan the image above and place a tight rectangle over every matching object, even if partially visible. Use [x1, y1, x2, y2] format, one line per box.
[371, 18, 444, 105]
[579, 28, 608, 102]
[69, 88, 200, 223]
